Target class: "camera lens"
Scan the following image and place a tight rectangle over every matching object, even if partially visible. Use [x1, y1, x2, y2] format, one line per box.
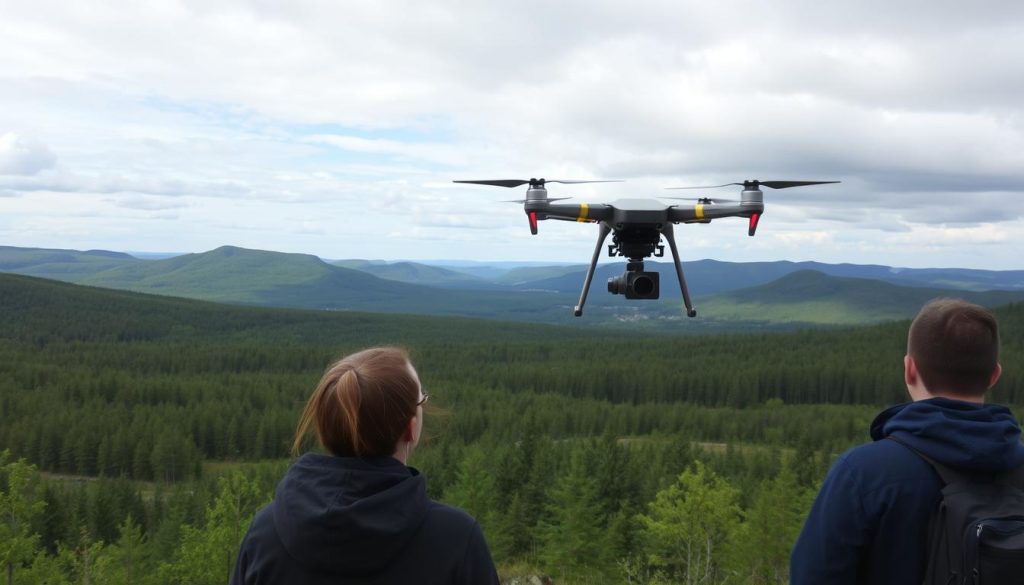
[632, 275, 655, 296]
[607, 276, 624, 295]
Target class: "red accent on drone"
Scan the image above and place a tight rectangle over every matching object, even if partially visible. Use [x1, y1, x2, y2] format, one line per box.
[748, 213, 761, 236]
[528, 211, 538, 235]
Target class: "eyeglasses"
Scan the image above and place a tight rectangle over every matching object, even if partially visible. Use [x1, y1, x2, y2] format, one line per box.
[416, 393, 429, 407]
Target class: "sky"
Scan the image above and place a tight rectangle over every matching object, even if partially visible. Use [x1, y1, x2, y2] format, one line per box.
[2, 0, 1023, 269]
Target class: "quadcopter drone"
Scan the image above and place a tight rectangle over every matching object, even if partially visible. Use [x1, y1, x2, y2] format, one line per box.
[454, 177, 840, 317]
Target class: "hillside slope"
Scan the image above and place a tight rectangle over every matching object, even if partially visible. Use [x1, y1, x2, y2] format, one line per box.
[0, 245, 139, 279]
[333, 259, 498, 288]
[696, 270, 1024, 325]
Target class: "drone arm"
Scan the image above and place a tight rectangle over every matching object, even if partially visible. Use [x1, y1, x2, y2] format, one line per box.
[574, 222, 612, 317]
[662, 223, 697, 318]
[668, 202, 761, 223]
[534, 202, 613, 223]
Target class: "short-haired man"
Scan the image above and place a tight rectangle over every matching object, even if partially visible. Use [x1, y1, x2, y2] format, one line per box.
[790, 299, 1024, 584]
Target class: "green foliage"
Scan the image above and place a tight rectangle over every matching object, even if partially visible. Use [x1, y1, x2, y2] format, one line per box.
[105, 516, 148, 585]
[536, 451, 610, 580]
[2, 273, 1024, 583]
[158, 472, 267, 585]
[638, 461, 741, 585]
[20, 550, 71, 585]
[0, 451, 45, 584]
[443, 445, 502, 545]
[58, 528, 106, 585]
[725, 463, 813, 584]
[699, 270, 1024, 325]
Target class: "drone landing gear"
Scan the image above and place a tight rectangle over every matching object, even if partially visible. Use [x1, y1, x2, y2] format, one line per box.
[574, 223, 611, 316]
[573, 223, 697, 318]
[662, 223, 697, 318]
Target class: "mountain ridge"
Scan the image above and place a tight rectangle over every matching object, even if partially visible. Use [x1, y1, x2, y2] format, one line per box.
[2, 244, 1023, 329]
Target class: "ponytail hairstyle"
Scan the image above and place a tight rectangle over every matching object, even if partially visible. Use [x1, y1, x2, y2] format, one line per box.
[292, 347, 421, 457]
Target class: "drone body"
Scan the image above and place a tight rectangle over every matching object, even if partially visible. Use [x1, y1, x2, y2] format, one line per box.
[454, 178, 838, 318]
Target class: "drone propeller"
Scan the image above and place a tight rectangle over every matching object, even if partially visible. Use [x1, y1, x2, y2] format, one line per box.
[502, 197, 572, 203]
[666, 180, 840, 190]
[666, 180, 839, 236]
[665, 196, 738, 204]
[453, 178, 622, 188]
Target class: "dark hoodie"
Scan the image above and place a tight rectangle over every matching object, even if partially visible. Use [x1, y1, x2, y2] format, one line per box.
[231, 453, 499, 585]
[790, 397, 1024, 585]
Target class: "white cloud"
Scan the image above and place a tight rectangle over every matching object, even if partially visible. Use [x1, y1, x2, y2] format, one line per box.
[305, 135, 468, 167]
[0, 133, 57, 175]
[108, 195, 192, 211]
[1, 1, 1024, 268]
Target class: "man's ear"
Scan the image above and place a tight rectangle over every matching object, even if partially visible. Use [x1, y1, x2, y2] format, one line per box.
[904, 355, 917, 388]
[989, 363, 1003, 389]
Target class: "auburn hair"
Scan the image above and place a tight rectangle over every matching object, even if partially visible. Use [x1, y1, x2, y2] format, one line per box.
[907, 299, 1000, 397]
[292, 347, 421, 457]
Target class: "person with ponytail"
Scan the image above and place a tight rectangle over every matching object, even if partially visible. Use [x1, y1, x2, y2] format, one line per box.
[231, 347, 499, 584]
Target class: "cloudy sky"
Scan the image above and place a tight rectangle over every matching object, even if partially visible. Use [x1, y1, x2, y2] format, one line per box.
[2, 0, 1023, 269]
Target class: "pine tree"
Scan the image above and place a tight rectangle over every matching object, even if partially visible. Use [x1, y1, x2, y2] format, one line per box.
[103, 515, 148, 585]
[442, 445, 503, 555]
[159, 472, 264, 585]
[536, 450, 608, 580]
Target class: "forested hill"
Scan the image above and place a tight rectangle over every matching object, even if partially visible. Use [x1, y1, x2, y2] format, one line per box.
[696, 270, 1024, 325]
[70, 245, 575, 320]
[3, 272, 1024, 584]
[0, 272, 589, 346]
[0, 245, 588, 324]
[3, 272, 1022, 411]
[6, 244, 1024, 333]
[333, 259, 500, 288]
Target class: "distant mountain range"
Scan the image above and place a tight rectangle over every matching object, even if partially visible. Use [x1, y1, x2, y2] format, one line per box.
[2, 244, 1023, 329]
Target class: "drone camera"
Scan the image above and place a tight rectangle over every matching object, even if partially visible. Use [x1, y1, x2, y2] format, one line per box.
[608, 266, 660, 299]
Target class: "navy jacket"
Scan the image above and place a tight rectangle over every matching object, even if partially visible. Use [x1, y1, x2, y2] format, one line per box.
[231, 453, 499, 585]
[790, 397, 1024, 585]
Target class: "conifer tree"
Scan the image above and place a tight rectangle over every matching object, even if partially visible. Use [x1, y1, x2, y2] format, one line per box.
[159, 472, 264, 585]
[103, 515, 148, 585]
[0, 451, 45, 585]
[535, 450, 608, 580]
[638, 460, 741, 585]
[725, 462, 811, 584]
[58, 527, 107, 585]
[443, 444, 503, 553]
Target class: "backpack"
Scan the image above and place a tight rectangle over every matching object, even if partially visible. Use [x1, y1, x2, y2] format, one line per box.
[889, 435, 1024, 585]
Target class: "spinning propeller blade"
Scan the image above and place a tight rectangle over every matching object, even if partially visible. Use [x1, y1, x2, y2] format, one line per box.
[667, 180, 840, 190]
[757, 180, 840, 189]
[665, 183, 739, 190]
[453, 178, 621, 188]
[665, 197, 738, 204]
[502, 198, 571, 203]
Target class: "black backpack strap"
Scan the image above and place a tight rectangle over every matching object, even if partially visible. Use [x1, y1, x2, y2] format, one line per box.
[886, 435, 968, 486]
[887, 435, 1024, 487]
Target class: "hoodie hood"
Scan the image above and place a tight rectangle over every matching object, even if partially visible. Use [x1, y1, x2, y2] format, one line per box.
[870, 397, 1024, 472]
[271, 453, 428, 576]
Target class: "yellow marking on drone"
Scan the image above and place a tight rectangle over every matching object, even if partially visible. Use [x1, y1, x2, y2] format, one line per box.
[576, 203, 589, 222]
[695, 204, 705, 220]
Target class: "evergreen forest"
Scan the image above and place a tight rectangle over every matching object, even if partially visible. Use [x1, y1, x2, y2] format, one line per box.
[2, 273, 1023, 584]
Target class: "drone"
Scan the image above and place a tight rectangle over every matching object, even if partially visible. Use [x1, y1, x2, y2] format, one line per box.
[453, 177, 840, 318]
